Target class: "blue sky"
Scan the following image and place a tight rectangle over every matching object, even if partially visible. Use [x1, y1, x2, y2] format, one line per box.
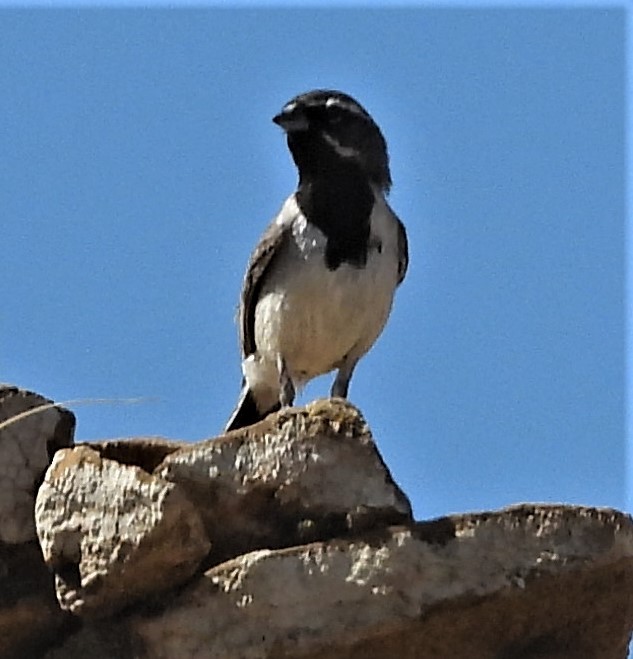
[2, 6, 627, 524]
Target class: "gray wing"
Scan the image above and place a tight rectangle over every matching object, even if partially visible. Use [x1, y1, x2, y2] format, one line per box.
[239, 195, 299, 357]
[395, 215, 408, 285]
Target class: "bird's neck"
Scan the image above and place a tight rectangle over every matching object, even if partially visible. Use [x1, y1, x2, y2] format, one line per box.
[288, 133, 354, 181]
[290, 134, 377, 271]
[287, 131, 391, 194]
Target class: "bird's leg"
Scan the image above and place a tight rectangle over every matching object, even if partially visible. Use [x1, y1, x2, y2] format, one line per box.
[331, 357, 358, 399]
[277, 354, 295, 407]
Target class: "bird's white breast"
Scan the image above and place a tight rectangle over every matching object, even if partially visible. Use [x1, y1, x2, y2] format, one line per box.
[253, 193, 401, 385]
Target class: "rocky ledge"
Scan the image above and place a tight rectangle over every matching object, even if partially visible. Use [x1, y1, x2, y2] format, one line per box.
[0, 384, 631, 658]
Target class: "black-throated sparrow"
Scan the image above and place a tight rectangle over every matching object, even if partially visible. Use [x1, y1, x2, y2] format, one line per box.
[225, 90, 408, 431]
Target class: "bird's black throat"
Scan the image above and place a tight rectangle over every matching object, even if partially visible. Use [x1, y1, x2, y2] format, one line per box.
[290, 132, 375, 271]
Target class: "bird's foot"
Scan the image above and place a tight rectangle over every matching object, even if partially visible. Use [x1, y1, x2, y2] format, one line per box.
[277, 355, 295, 407]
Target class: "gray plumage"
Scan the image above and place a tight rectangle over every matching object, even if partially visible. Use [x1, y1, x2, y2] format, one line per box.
[225, 90, 408, 431]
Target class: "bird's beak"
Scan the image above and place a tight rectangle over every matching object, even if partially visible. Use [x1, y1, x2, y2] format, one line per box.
[272, 104, 309, 132]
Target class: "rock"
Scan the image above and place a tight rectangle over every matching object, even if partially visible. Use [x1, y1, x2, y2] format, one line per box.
[83, 436, 187, 472]
[43, 620, 137, 659]
[131, 505, 633, 659]
[0, 390, 629, 658]
[0, 384, 75, 543]
[35, 446, 211, 618]
[0, 542, 70, 659]
[156, 399, 412, 565]
[0, 386, 75, 657]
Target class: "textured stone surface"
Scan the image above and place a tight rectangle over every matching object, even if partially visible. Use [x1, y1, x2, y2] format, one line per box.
[132, 505, 633, 659]
[43, 620, 138, 659]
[0, 390, 630, 658]
[0, 384, 75, 543]
[84, 436, 187, 472]
[156, 399, 412, 565]
[0, 542, 69, 659]
[35, 446, 211, 617]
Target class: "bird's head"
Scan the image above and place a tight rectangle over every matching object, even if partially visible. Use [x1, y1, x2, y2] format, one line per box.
[273, 90, 392, 192]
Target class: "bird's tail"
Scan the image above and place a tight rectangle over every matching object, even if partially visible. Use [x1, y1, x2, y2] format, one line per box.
[224, 385, 280, 432]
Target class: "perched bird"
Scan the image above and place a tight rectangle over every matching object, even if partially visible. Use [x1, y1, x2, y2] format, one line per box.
[225, 89, 408, 431]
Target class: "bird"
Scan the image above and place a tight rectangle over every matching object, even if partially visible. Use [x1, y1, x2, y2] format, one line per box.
[225, 89, 408, 431]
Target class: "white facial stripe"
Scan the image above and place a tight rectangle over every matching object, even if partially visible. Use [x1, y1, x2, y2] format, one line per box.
[322, 132, 359, 158]
[283, 101, 297, 114]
